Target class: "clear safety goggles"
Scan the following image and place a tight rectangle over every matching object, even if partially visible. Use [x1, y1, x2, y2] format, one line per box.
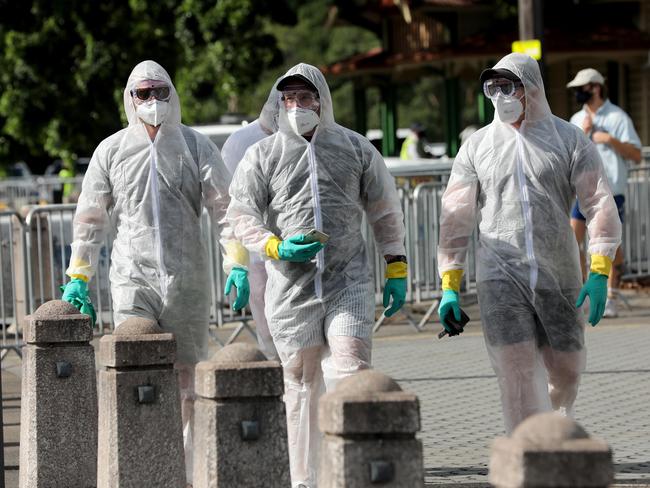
[483, 78, 524, 99]
[280, 90, 320, 109]
[130, 85, 171, 102]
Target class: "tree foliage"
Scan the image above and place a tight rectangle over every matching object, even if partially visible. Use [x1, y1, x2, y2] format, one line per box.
[0, 0, 293, 171]
[237, 0, 380, 130]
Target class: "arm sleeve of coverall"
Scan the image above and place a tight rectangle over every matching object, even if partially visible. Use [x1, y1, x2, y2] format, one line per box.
[66, 143, 113, 281]
[571, 134, 622, 261]
[438, 142, 479, 274]
[226, 145, 275, 256]
[360, 143, 407, 256]
[199, 143, 249, 273]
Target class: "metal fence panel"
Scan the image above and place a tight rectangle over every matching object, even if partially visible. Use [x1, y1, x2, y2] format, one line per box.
[624, 165, 650, 279]
[1, 162, 649, 350]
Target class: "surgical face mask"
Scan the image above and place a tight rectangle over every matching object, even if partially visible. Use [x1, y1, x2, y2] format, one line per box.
[575, 89, 593, 104]
[286, 107, 320, 135]
[492, 94, 524, 124]
[135, 99, 169, 127]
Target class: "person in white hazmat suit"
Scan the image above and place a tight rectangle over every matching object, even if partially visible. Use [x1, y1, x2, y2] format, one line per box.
[220, 80, 281, 360]
[60, 60, 250, 487]
[227, 63, 408, 488]
[437, 53, 621, 434]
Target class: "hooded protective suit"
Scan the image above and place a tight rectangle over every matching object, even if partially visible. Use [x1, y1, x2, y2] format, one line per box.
[438, 53, 621, 433]
[227, 63, 406, 487]
[66, 60, 247, 482]
[220, 79, 280, 360]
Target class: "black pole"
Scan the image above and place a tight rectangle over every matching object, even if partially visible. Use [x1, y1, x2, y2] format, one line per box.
[518, 0, 545, 82]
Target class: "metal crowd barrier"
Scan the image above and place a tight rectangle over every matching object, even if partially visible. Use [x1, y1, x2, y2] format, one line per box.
[2, 163, 650, 355]
[0, 175, 85, 210]
[0, 210, 24, 359]
[624, 164, 650, 279]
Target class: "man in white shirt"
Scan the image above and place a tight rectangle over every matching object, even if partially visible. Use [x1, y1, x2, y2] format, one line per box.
[567, 68, 642, 318]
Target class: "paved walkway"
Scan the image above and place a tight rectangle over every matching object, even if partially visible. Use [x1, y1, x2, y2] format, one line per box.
[2, 289, 649, 487]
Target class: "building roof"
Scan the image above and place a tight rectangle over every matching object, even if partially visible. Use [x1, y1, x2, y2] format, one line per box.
[324, 25, 650, 77]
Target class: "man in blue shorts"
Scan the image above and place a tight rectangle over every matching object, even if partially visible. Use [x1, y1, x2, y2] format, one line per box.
[567, 68, 642, 317]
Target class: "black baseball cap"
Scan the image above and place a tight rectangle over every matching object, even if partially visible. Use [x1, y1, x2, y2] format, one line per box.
[479, 68, 521, 84]
[277, 74, 318, 92]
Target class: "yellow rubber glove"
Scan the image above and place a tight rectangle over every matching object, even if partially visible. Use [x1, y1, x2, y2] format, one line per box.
[576, 255, 612, 327]
[590, 254, 612, 277]
[439, 269, 464, 334]
[265, 235, 324, 262]
[383, 261, 408, 317]
[441, 269, 464, 293]
[66, 257, 90, 282]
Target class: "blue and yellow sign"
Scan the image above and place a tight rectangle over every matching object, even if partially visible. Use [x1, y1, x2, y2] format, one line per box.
[512, 39, 542, 60]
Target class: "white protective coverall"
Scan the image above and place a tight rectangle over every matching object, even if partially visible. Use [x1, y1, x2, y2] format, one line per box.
[227, 63, 406, 487]
[220, 82, 280, 360]
[438, 53, 621, 434]
[66, 60, 247, 483]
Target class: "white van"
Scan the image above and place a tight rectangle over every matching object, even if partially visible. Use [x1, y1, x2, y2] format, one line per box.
[190, 123, 247, 149]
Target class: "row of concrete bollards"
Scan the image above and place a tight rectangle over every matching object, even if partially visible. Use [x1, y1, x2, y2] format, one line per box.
[18, 300, 615, 487]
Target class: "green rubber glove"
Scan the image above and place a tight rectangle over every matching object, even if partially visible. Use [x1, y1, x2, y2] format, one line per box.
[576, 272, 608, 326]
[383, 277, 407, 317]
[438, 290, 461, 334]
[60, 278, 96, 326]
[278, 234, 324, 262]
[224, 267, 250, 311]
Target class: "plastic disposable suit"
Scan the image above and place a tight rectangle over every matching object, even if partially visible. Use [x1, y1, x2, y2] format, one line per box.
[437, 53, 621, 434]
[65, 60, 248, 484]
[220, 80, 280, 361]
[227, 63, 406, 487]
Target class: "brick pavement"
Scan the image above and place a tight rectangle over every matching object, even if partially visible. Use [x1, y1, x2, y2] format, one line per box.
[1, 290, 649, 487]
[373, 290, 650, 487]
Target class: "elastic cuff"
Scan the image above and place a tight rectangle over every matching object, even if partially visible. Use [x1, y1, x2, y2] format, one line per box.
[386, 261, 408, 279]
[225, 241, 250, 268]
[67, 273, 89, 282]
[442, 269, 464, 292]
[265, 236, 282, 260]
[590, 254, 612, 276]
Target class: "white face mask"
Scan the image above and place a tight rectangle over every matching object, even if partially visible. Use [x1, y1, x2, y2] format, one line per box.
[135, 100, 169, 127]
[492, 95, 524, 124]
[286, 107, 320, 135]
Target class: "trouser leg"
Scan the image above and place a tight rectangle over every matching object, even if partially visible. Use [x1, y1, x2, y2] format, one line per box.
[542, 346, 585, 417]
[281, 346, 325, 487]
[321, 335, 372, 392]
[487, 341, 552, 434]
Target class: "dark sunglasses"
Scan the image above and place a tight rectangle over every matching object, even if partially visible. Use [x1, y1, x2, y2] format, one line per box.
[130, 86, 171, 101]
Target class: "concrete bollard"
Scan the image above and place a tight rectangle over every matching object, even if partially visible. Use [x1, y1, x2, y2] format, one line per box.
[193, 343, 290, 488]
[318, 370, 424, 488]
[19, 300, 97, 488]
[97, 317, 185, 488]
[489, 412, 614, 488]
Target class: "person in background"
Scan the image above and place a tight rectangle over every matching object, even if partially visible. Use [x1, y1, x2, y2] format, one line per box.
[60, 60, 249, 488]
[438, 53, 621, 434]
[58, 160, 77, 203]
[400, 122, 431, 160]
[227, 63, 407, 488]
[220, 79, 281, 361]
[566, 68, 642, 318]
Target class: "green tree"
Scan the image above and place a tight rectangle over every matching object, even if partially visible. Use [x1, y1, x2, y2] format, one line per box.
[0, 0, 294, 172]
[236, 0, 380, 129]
